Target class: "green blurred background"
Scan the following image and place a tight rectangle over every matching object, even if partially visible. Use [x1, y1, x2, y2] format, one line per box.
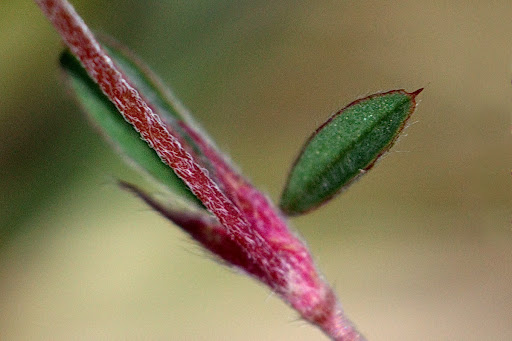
[1, 1, 510, 340]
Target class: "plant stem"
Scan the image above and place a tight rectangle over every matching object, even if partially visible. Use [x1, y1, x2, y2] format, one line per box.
[35, 1, 367, 339]
[34, 0, 285, 284]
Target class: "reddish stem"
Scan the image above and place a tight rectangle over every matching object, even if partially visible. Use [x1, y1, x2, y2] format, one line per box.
[35, 0, 285, 285]
[35, 1, 367, 339]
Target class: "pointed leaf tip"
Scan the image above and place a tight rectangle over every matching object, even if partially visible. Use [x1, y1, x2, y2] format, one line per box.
[409, 87, 424, 97]
[280, 89, 422, 215]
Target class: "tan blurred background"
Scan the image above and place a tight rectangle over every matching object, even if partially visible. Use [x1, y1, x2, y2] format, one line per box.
[1, 1, 510, 340]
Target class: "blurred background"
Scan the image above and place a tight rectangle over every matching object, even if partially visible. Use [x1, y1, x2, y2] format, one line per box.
[1, 1, 510, 340]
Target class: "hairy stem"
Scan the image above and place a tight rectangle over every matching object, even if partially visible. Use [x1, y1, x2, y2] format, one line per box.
[35, 0, 285, 285]
[35, 1, 367, 339]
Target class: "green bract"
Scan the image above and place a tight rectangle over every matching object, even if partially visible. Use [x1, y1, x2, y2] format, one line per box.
[280, 89, 421, 215]
[60, 44, 203, 207]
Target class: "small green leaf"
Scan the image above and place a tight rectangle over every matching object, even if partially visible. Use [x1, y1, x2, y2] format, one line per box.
[60, 48, 202, 207]
[280, 89, 422, 215]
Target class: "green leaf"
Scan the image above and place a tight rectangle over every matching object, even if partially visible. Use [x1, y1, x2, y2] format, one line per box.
[60, 48, 202, 207]
[280, 89, 422, 215]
